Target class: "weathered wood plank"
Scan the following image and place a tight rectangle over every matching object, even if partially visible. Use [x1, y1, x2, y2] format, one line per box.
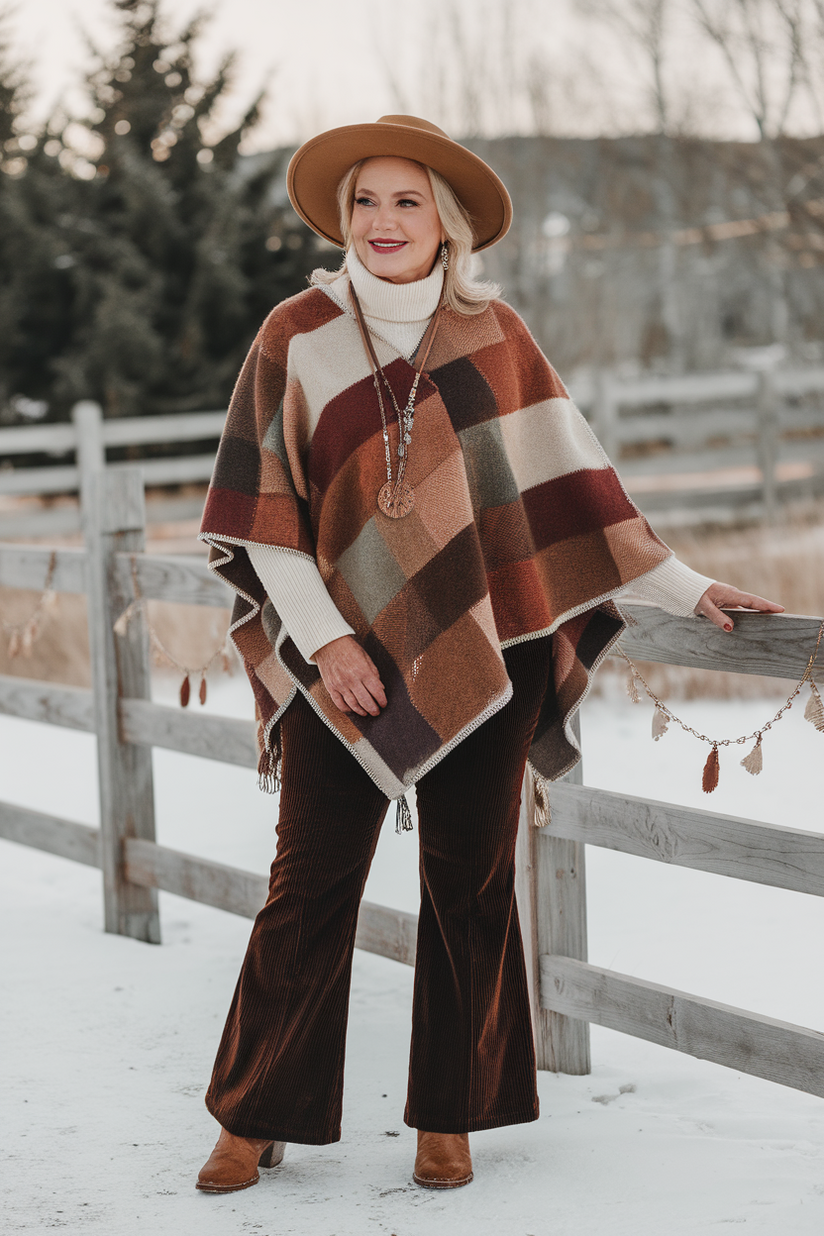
[355, 901, 418, 967]
[119, 698, 257, 767]
[121, 553, 230, 608]
[540, 954, 824, 1099]
[0, 423, 78, 454]
[0, 465, 80, 496]
[0, 675, 94, 731]
[124, 837, 267, 918]
[101, 410, 226, 446]
[0, 544, 86, 594]
[0, 801, 99, 868]
[518, 716, 590, 1072]
[123, 838, 418, 965]
[546, 783, 824, 897]
[86, 469, 160, 943]
[111, 454, 216, 486]
[618, 606, 824, 680]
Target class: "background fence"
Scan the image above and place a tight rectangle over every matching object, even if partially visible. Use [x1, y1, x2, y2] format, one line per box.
[3, 365, 824, 538]
[1, 463, 824, 1098]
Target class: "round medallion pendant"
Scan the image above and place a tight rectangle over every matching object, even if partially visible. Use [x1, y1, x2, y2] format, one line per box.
[377, 480, 414, 519]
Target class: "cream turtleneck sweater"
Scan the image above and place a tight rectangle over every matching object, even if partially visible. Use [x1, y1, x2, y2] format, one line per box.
[245, 256, 713, 662]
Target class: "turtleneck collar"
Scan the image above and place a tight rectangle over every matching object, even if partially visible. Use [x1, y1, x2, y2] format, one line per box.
[346, 246, 444, 324]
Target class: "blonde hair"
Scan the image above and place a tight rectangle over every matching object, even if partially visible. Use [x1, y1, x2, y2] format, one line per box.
[310, 159, 501, 316]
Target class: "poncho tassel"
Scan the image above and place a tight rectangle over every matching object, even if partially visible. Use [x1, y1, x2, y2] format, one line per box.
[257, 725, 282, 794]
[805, 682, 824, 732]
[702, 745, 720, 793]
[394, 793, 414, 834]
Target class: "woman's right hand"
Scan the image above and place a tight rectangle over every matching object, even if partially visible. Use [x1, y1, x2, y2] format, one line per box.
[314, 635, 387, 717]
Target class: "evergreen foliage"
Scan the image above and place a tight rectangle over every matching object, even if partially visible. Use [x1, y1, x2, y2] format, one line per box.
[1, 0, 314, 423]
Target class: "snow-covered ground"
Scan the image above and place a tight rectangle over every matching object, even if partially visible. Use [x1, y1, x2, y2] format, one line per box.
[4, 671, 824, 1235]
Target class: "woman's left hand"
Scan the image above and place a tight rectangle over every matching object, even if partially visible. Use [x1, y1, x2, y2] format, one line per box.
[694, 581, 784, 631]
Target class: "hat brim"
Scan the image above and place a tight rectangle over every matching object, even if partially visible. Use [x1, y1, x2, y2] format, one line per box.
[286, 121, 512, 253]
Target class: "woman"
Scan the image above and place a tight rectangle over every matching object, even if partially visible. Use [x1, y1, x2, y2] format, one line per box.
[196, 115, 781, 1194]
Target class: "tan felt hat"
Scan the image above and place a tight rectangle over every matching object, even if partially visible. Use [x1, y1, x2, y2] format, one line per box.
[286, 115, 512, 253]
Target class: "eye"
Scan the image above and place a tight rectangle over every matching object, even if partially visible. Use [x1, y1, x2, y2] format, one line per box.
[354, 195, 374, 207]
[398, 198, 419, 208]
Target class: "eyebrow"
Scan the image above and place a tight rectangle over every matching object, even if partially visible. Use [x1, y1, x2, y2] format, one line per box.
[354, 187, 426, 198]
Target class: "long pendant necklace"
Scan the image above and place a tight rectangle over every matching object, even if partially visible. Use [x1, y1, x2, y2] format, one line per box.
[350, 284, 443, 519]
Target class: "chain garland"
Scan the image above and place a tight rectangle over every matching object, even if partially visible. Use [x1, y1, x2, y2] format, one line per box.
[1, 551, 58, 658]
[113, 555, 234, 707]
[615, 618, 824, 792]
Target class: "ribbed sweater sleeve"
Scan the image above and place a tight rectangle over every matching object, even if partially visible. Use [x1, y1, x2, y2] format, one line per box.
[619, 555, 714, 616]
[245, 542, 355, 663]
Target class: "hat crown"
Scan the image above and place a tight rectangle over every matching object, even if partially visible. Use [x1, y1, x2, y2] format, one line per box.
[376, 115, 450, 140]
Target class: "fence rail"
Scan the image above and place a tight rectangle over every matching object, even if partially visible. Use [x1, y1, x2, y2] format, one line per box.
[1, 463, 823, 1099]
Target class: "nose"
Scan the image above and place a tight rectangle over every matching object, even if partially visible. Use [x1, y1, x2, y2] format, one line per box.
[373, 202, 397, 232]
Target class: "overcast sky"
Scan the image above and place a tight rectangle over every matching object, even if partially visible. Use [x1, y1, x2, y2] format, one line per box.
[6, 0, 822, 149]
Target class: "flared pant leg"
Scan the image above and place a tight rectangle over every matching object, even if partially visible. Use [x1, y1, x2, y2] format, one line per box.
[205, 690, 389, 1144]
[404, 637, 551, 1133]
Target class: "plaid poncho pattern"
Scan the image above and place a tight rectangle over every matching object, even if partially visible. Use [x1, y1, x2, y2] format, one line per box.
[200, 285, 671, 800]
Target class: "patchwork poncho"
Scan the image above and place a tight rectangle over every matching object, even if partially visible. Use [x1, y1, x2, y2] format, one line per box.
[200, 285, 672, 800]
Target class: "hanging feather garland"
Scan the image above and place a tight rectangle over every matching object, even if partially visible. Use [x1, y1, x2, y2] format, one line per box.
[2, 552, 58, 658]
[740, 734, 763, 775]
[651, 706, 669, 741]
[702, 745, 720, 793]
[110, 556, 235, 709]
[529, 763, 552, 828]
[805, 682, 824, 732]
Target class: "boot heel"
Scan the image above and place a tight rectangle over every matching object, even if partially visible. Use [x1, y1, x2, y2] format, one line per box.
[259, 1140, 286, 1168]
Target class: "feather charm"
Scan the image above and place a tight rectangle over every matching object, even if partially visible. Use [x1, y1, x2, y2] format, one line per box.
[626, 670, 640, 704]
[199, 675, 207, 706]
[740, 735, 763, 775]
[702, 745, 720, 793]
[179, 674, 191, 708]
[805, 682, 824, 732]
[651, 706, 669, 741]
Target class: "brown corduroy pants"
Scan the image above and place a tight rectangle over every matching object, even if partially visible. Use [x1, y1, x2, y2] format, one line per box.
[205, 638, 551, 1144]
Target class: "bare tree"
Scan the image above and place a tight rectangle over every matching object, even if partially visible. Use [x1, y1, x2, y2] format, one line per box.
[690, 0, 806, 139]
[580, 0, 671, 133]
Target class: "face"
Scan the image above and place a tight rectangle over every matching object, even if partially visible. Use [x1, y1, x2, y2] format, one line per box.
[350, 157, 445, 284]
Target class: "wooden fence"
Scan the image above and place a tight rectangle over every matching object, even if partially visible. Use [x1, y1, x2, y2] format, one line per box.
[2, 364, 824, 535]
[2, 464, 824, 1096]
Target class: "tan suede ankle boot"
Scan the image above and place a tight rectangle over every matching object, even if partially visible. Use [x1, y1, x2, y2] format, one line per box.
[196, 1127, 286, 1193]
[413, 1130, 473, 1188]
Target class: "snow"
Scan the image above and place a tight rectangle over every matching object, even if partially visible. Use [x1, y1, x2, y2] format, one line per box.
[4, 672, 824, 1234]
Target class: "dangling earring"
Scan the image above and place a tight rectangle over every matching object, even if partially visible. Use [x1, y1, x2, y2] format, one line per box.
[441, 241, 449, 271]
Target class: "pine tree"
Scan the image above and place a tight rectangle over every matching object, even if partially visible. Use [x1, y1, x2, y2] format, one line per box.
[0, 11, 75, 421]
[46, 0, 312, 419]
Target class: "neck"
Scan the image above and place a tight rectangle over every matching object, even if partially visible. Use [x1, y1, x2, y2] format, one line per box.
[347, 247, 443, 324]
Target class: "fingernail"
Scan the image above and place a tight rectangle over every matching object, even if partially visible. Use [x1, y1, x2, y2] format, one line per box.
[724, 623, 733, 632]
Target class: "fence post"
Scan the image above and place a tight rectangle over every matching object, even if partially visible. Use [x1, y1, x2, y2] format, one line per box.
[72, 400, 105, 541]
[757, 371, 779, 524]
[86, 466, 160, 943]
[592, 369, 618, 461]
[516, 713, 591, 1074]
